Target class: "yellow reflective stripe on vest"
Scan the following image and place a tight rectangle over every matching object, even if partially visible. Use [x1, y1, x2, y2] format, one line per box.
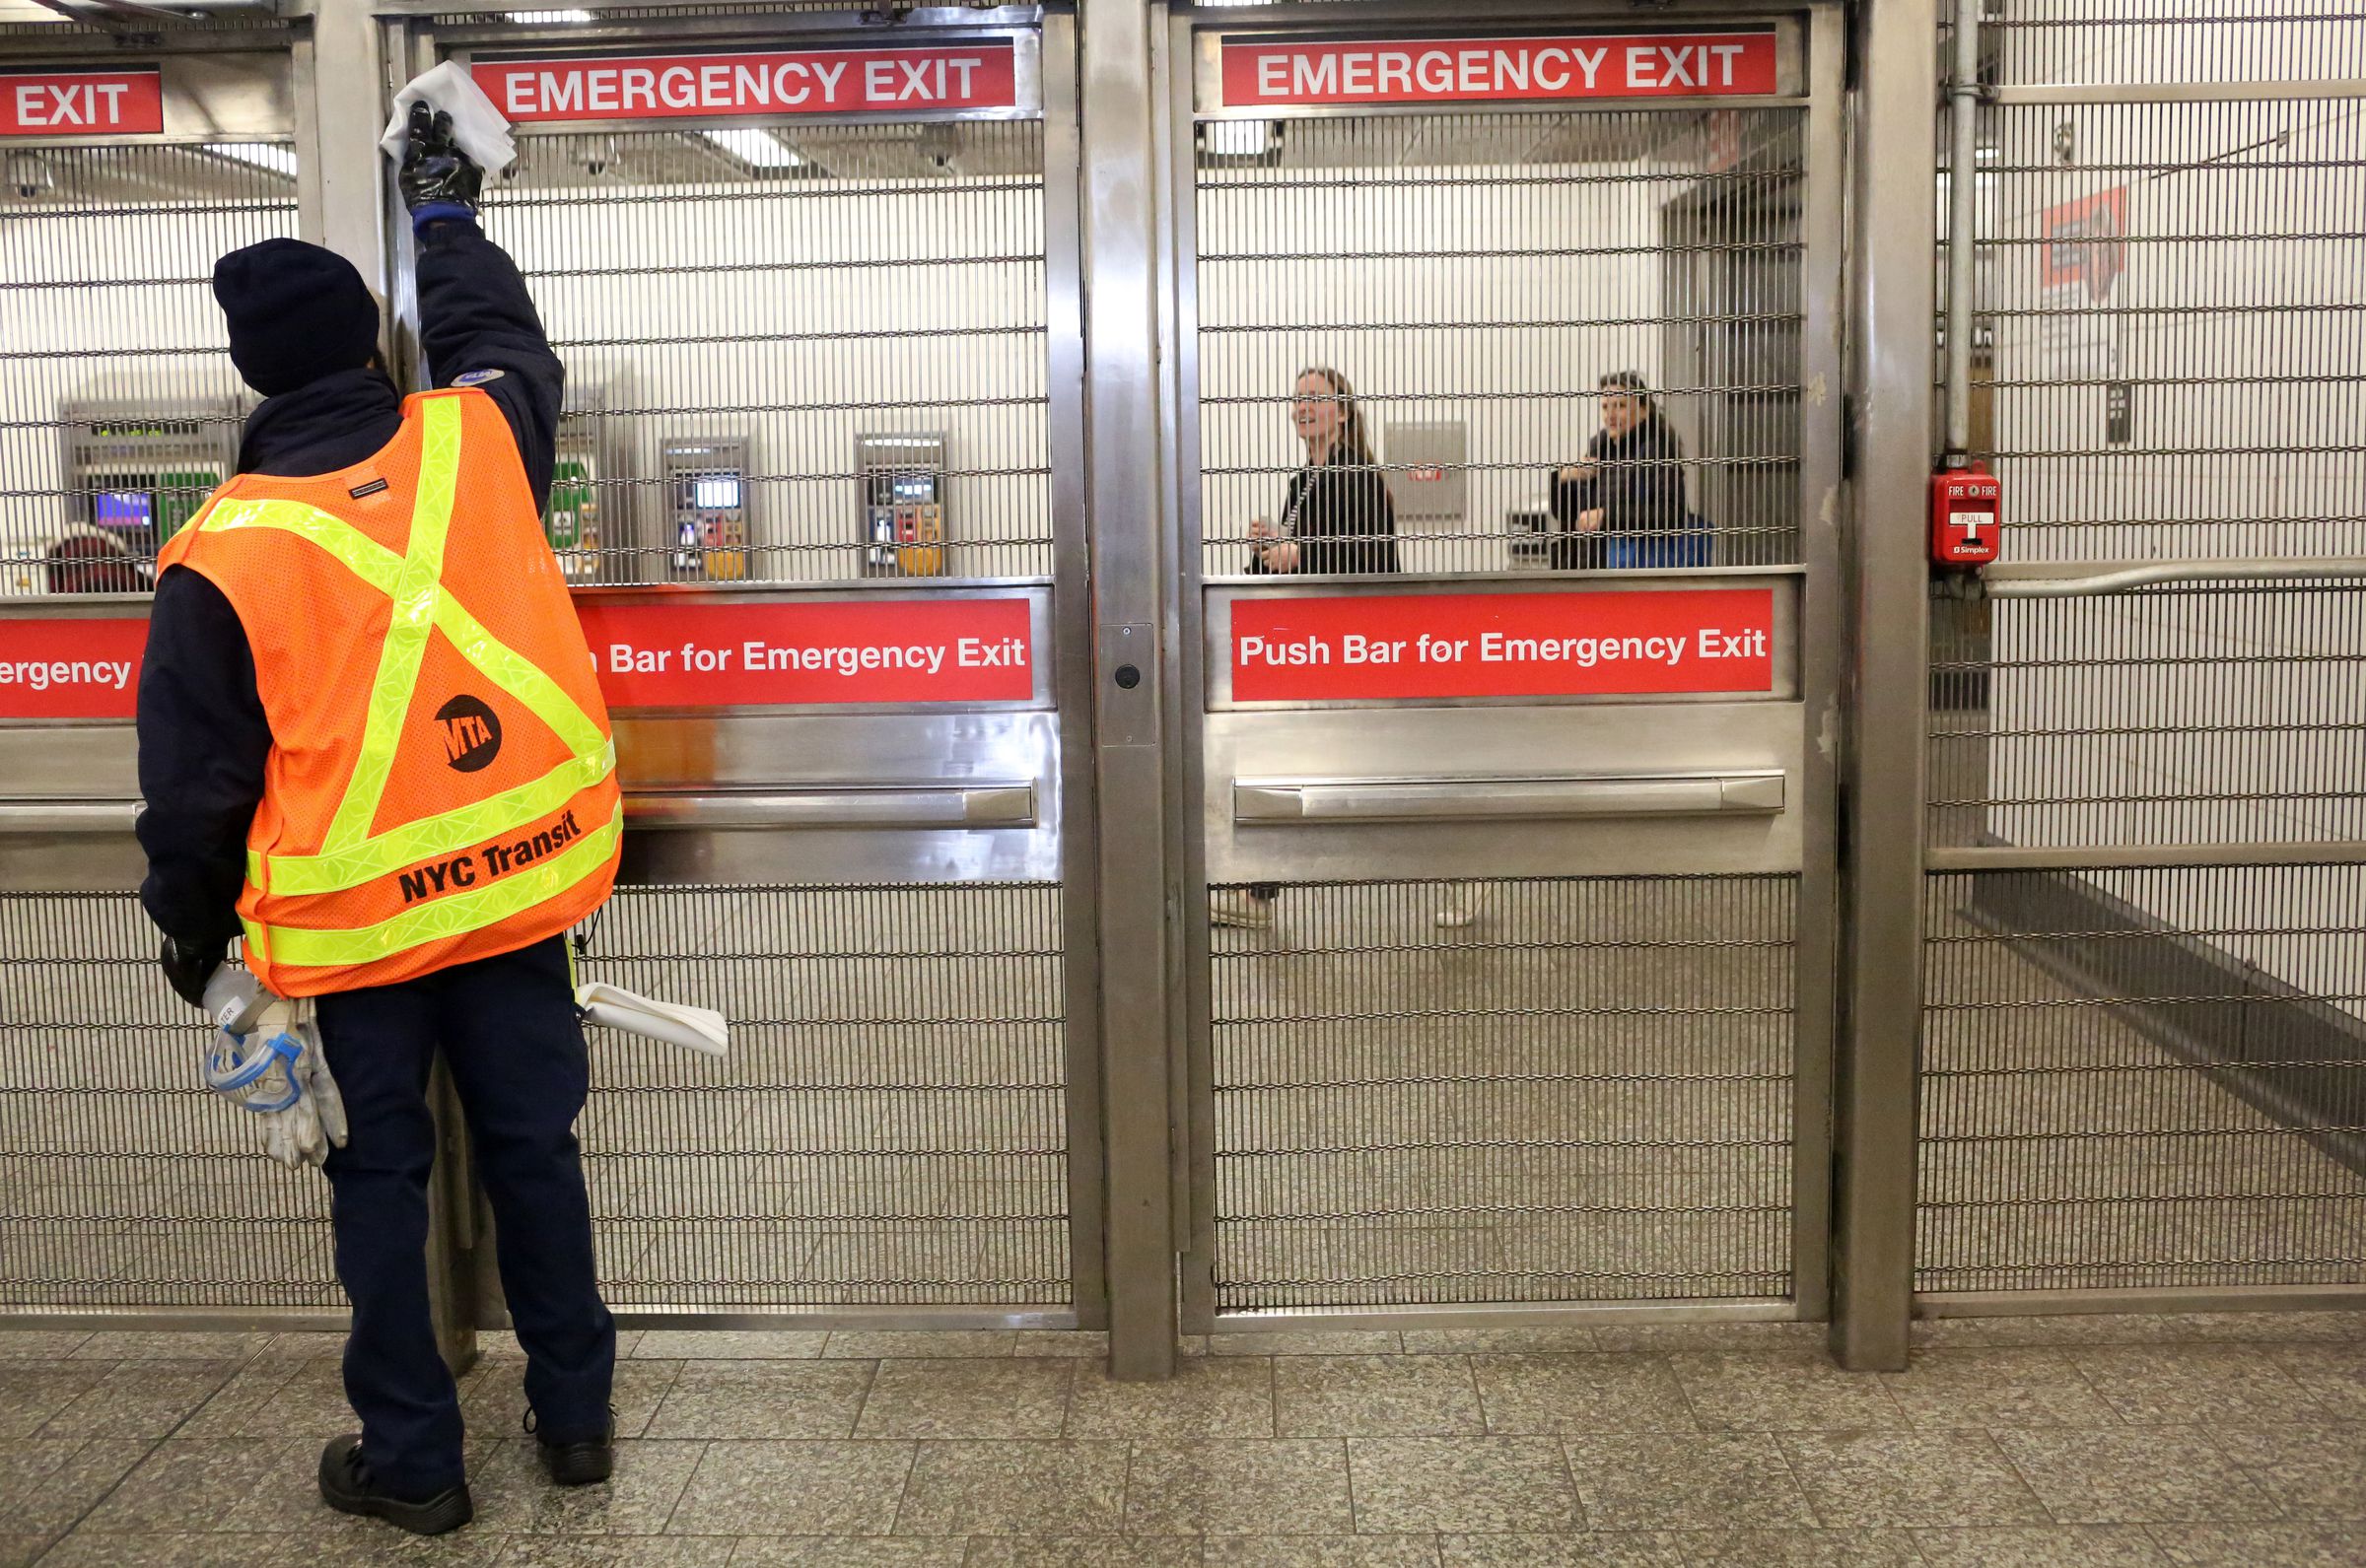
[244, 801, 622, 971]
[322, 397, 463, 852]
[198, 497, 404, 594]
[247, 739, 615, 896]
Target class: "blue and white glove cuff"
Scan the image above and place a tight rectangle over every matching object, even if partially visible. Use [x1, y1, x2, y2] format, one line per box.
[411, 202, 479, 235]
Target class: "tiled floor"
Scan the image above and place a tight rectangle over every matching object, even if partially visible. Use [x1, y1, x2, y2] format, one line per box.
[7, 1314, 2366, 1565]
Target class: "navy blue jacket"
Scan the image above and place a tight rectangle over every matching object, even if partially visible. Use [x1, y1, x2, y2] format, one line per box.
[136, 219, 565, 950]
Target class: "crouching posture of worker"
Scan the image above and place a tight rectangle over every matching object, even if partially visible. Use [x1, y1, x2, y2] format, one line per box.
[135, 109, 619, 1535]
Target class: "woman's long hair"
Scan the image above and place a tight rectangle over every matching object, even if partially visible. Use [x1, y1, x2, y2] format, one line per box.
[1299, 365, 1376, 466]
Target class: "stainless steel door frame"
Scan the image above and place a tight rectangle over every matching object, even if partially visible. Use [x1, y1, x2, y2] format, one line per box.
[1157, 0, 1848, 1331]
[379, 4, 1103, 1333]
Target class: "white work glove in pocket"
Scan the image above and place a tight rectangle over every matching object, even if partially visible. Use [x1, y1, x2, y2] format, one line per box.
[203, 994, 350, 1170]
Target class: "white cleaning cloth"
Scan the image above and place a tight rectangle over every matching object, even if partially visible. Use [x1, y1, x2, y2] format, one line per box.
[576, 982, 730, 1057]
[379, 61, 517, 174]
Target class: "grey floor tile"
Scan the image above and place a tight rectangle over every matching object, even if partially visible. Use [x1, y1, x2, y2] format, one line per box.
[0, 1331, 89, 1359]
[1664, 1352, 1903, 1433]
[190, 1357, 353, 1440]
[671, 1440, 915, 1534]
[1436, 1536, 1688, 1567]
[0, 1364, 106, 1440]
[2207, 1422, 2366, 1521]
[0, 1535, 46, 1568]
[1276, 1356, 1483, 1438]
[1910, 1525, 2173, 1566]
[0, 1436, 153, 1536]
[1589, 1325, 1825, 1355]
[1212, 1332, 1404, 1358]
[1563, 1431, 1812, 1531]
[1921, 1316, 2366, 1351]
[79, 1436, 282, 1532]
[1673, 1528, 1924, 1565]
[892, 1441, 1128, 1535]
[631, 1332, 828, 1361]
[644, 1362, 870, 1441]
[2066, 1344, 2326, 1426]
[1125, 1439, 1352, 1535]
[1067, 1358, 1275, 1440]
[1013, 1332, 1109, 1359]
[728, 1539, 964, 1567]
[1988, 1427, 2281, 1526]
[1779, 1430, 2048, 1529]
[958, 1540, 1202, 1568]
[823, 1332, 1016, 1360]
[469, 1358, 687, 1443]
[1473, 1354, 1700, 1436]
[1878, 1348, 2121, 1430]
[496, 1539, 739, 1567]
[470, 1437, 707, 1535]
[1398, 1330, 1600, 1356]
[66, 1331, 274, 1363]
[2147, 1523, 2366, 1566]
[2264, 1343, 2366, 1422]
[257, 1330, 349, 1361]
[856, 1359, 1074, 1440]
[39, 1531, 508, 1568]
[1202, 1536, 1440, 1567]
[1346, 1438, 1582, 1534]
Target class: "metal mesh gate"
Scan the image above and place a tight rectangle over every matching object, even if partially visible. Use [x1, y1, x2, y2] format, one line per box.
[0, 144, 292, 593]
[575, 884, 1068, 1306]
[0, 895, 338, 1308]
[1211, 877, 1795, 1308]
[1916, 2, 2366, 1299]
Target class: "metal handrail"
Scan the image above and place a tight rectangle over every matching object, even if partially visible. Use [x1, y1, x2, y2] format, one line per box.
[1983, 557, 2366, 597]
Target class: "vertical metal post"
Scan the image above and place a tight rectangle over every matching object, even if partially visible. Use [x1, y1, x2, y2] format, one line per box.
[1830, 0, 1938, 1373]
[1944, 0, 1981, 458]
[1078, 0, 1180, 1379]
[302, 6, 478, 1377]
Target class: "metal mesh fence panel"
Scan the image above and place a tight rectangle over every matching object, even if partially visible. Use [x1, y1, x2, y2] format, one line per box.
[1919, 866, 2366, 1291]
[0, 894, 339, 1308]
[1210, 875, 1794, 1308]
[0, 144, 292, 595]
[1194, 108, 1805, 578]
[481, 119, 1053, 584]
[574, 882, 1069, 1306]
[1976, 3, 2366, 88]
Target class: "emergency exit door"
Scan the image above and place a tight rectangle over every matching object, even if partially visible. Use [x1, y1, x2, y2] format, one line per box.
[403, 10, 1095, 1326]
[1163, 5, 1846, 1325]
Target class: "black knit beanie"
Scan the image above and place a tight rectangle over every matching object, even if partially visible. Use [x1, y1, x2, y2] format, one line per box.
[211, 239, 381, 397]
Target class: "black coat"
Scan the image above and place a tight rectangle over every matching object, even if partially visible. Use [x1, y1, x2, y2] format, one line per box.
[135, 219, 566, 950]
[1246, 455, 1400, 577]
[1548, 413, 1691, 571]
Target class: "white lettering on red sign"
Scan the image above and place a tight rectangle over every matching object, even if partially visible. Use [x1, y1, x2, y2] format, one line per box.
[473, 42, 1018, 123]
[1218, 31, 1778, 109]
[0, 69, 165, 137]
[0, 618, 148, 719]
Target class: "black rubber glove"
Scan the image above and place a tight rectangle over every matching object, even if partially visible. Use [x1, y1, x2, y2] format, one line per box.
[159, 935, 225, 1009]
[398, 102, 483, 220]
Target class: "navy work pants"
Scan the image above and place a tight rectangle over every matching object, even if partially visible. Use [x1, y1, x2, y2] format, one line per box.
[316, 934, 614, 1498]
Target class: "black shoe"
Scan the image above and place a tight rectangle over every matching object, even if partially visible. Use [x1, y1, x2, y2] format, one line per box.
[316, 1435, 473, 1535]
[535, 1425, 614, 1486]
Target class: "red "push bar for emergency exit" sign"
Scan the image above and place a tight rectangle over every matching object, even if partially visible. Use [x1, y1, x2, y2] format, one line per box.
[1216, 31, 1779, 109]
[473, 42, 1019, 122]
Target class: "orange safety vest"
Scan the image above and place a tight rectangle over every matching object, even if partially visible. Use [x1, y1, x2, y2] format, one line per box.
[157, 386, 621, 996]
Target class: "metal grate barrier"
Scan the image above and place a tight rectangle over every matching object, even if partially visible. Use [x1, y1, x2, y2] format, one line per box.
[1210, 876, 1795, 1309]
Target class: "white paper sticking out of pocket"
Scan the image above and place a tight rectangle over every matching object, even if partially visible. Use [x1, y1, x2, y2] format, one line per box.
[575, 982, 729, 1057]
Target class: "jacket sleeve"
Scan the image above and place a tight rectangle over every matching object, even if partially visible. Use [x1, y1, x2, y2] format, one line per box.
[1549, 432, 1604, 527]
[1352, 468, 1400, 575]
[135, 567, 269, 951]
[1601, 422, 1688, 536]
[415, 218, 566, 512]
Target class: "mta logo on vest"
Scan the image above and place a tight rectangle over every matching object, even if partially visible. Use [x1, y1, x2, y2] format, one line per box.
[435, 695, 503, 773]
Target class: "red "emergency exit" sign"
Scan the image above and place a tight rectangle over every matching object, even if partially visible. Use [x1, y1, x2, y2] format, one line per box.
[0, 68, 164, 137]
[1215, 31, 1779, 109]
[473, 42, 1019, 122]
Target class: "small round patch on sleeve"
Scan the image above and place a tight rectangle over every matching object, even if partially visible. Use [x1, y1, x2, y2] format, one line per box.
[452, 369, 506, 386]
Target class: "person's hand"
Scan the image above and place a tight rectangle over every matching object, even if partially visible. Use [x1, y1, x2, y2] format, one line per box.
[398, 102, 482, 219]
[1576, 509, 1605, 532]
[159, 935, 225, 1008]
[1249, 515, 1276, 542]
[1557, 463, 1597, 484]
[1259, 540, 1301, 573]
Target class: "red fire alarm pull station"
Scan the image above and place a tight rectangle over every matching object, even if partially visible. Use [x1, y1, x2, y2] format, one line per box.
[1930, 461, 2000, 567]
